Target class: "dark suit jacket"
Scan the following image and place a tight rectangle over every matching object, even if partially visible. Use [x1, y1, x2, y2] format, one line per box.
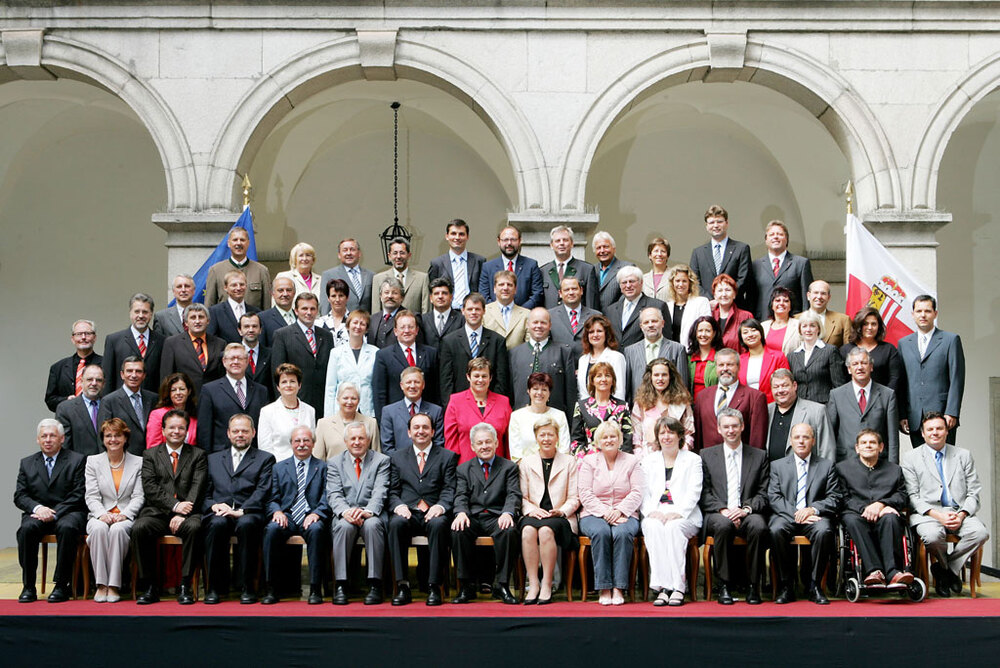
[750, 252, 813, 320]
[898, 329, 965, 441]
[509, 340, 577, 421]
[692, 383, 768, 452]
[605, 295, 669, 349]
[204, 447, 275, 514]
[699, 443, 770, 515]
[159, 332, 226, 393]
[767, 454, 840, 521]
[258, 307, 292, 346]
[207, 301, 261, 344]
[320, 264, 374, 314]
[594, 257, 634, 311]
[268, 455, 329, 518]
[368, 310, 399, 349]
[196, 376, 269, 453]
[428, 252, 485, 303]
[371, 343, 438, 421]
[14, 449, 86, 519]
[690, 238, 753, 309]
[269, 323, 334, 419]
[438, 327, 511, 404]
[478, 255, 544, 309]
[102, 327, 164, 393]
[453, 455, 521, 517]
[246, 345, 275, 400]
[380, 399, 445, 454]
[138, 443, 208, 519]
[826, 381, 899, 463]
[388, 445, 458, 512]
[417, 309, 465, 348]
[96, 387, 157, 455]
[55, 396, 103, 456]
[788, 344, 849, 404]
[539, 257, 599, 310]
[45, 351, 103, 412]
[835, 456, 907, 514]
[548, 304, 600, 357]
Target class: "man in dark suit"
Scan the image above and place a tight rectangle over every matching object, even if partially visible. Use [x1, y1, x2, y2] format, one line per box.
[270, 293, 334, 418]
[898, 295, 965, 446]
[388, 412, 458, 606]
[605, 265, 669, 348]
[548, 276, 600, 357]
[380, 367, 445, 454]
[689, 204, 753, 310]
[159, 304, 226, 393]
[196, 344, 269, 453]
[102, 293, 164, 393]
[750, 221, 814, 320]
[45, 319, 103, 412]
[259, 276, 298, 345]
[55, 364, 105, 456]
[153, 274, 194, 338]
[478, 225, 543, 308]
[204, 226, 272, 311]
[371, 310, 438, 421]
[14, 419, 87, 603]
[438, 293, 511, 405]
[509, 308, 576, 422]
[692, 349, 768, 451]
[418, 277, 464, 348]
[622, 307, 689, 404]
[319, 237, 374, 315]
[368, 278, 404, 349]
[700, 408, 770, 604]
[826, 347, 899, 462]
[240, 312, 274, 399]
[96, 356, 157, 455]
[132, 409, 207, 604]
[768, 423, 840, 605]
[427, 219, 485, 310]
[262, 425, 329, 605]
[450, 422, 521, 604]
[539, 225, 599, 309]
[208, 270, 262, 344]
[591, 231, 634, 311]
[202, 413, 275, 604]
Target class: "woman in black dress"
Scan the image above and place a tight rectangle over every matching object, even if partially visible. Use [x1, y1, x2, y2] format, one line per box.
[840, 306, 904, 394]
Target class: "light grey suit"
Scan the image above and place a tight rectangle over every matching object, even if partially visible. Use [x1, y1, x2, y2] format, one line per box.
[766, 398, 835, 461]
[326, 448, 391, 580]
[153, 306, 185, 337]
[371, 268, 431, 314]
[623, 337, 690, 404]
[901, 444, 988, 577]
[84, 452, 144, 588]
[826, 381, 899, 463]
[320, 264, 375, 314]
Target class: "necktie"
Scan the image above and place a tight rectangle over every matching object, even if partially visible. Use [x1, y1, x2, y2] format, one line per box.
[45, 456, 55, 478]
[570, 309, 578, 334]
[74, 358, 85, 395]
[409, 402, 416, 417]
[713, 243, 723, 274]
[772, 257, 780, 277]
[532, 342, 542, 372]
[558, 262, 565, 281]
[482, 460, 491, 480]
[622, 300, 634, 329]
[858, 388, 867, 414]
[919, 333, 929, 359]
[355, 457, 362, 480]
[235, 302, 244, 319]
[248, 349, 256, 374]
[194, 337, 206, 370]
[469, 330, 479, 358]
[715, 385, 729, 414]
[89, 400, 99, 431]
[383, 312, 392, 324]
[131, 392, 145, 424]
[137, 332, 147, 358]
[291, 459, 309, 525]
[506, 259, 514, 273]
[396, 271, 405, 286]
[726, 451, 740, 509]
[406, 347, 416, 367]
[646, 341, 658, 363]
[171, 451, 179, 475]
[235, 379, 246, 408]
[349, 268, 362, 297]
[453, 257, 468, 306]
[502, 304, 511, 328]
[233, 449, 243, 470]
[935, 450, 953, 507]
[284, 311, 295, 325]
[437, 312, 446, 335]
[796, 458, 808, 510]
[418, 451, 426, 475]
[306, 328, 317, 355]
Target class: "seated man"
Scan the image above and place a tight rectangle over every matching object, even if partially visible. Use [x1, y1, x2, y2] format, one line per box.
[387, 412, 458, 606]
[699, 408, 770, 605]
[901, 412, 989, 597]
[836, 429, 911, 587]
[450, 422, 522, 605]
[767, 423, 840, 605]
[327, 421, 391, 605]
[203, 414, 275, 604]
[14, 419, 87, 602]
[132, 409, 207, 605]
[262, 426, 329, 605]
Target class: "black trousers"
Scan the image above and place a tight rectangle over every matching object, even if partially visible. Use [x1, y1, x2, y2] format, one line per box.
[768, 516, 835, 588]
[262, 518, 328, 586]
[203, 512, 264, 593]
[388, 510, 450, 586]
[131, 513, 202, 583]
[451, 513, 518, 585]
[842, 511, 906, 578]
[703, 512, 769, 584]
[17, 512, 86, 588]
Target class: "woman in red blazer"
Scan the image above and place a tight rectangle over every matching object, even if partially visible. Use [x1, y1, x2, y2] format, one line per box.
[710, 274, 754, 353]
[444, 357, 512, 464]
[738, 318, 790, 403]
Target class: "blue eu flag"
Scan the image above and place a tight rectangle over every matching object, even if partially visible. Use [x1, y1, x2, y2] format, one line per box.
[171, 206, 258, 305]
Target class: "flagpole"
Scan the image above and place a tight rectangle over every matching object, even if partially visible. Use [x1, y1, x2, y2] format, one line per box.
[844, 180, 853, 215]
[242, 174, 252, 209]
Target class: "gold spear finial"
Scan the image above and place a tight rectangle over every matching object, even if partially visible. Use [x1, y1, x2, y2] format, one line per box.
[844, 180, 853, 215]
[242, 173, 252, 208]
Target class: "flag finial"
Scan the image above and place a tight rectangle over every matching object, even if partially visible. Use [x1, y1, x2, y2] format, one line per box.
[241, 173, 252, 208]
[844, 180, 853, 215]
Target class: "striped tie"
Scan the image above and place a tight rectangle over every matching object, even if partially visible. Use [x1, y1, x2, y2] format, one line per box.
[796, 458, 808, 510]
[349, 268, 362, 297]
[469, 330, 479, 358]
[235, 379, 246, 409]
[291, 459, 309, 526]
[194, 337, 206, 370]
[570, 309, 578, 334]
[453, 258, 468, 307]
[137, 332, 147, 358]
[713, 243, 723, 274]
[306, 328, 317, 355]
[74, 358, 85, 395]
[715, 385, 728, 415]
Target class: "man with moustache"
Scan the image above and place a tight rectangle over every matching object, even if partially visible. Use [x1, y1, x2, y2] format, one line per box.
[478, 226, 543, 308]
[160, 304, 226, 393]
[103, 293, 164, 393]
[320, 238, 375, 315]
[205, 226, 272, 310]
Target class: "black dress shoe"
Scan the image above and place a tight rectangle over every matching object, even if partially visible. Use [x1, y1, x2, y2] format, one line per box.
[775, 586, 796, 604]
[204, 590, 221, 605]
[308, 586, 323, 605]
[18, 587, 37, 603]
[947, 567, 963, 594]
[492, 584, 518, 605]
[717, 583, 734, 605]
[364, 585, 383, 605]
[931, 564, 952, 597]
[523, 596, 538, 605]
[746, 584, 762, 605]
[260, 587, 278, 605]
[807, 587, 830, 605]
[176, 585, 194, 605]
[451, 585, 476, 604]
[426, 585, 443, 607]
[240, 588, 258, 604]
[332, 584, 349, 605]
[479, 582, 493, 595]
[537, 597, 553, 605]
[47, 585, 70, 603]
[392, 583, 412, 606]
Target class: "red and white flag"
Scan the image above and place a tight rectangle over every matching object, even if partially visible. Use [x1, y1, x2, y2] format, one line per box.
[845, 213, 933, 345]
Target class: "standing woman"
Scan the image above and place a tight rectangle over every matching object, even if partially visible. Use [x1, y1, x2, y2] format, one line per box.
[761, 287, 802, 356]
[664, 264, 712, 348]
[146, 372, 197, 448]
[686, 315, 723, 399]
[86, 418, 144, 602]
[576, 314, 627, 401]
[710, 273, 754, 352]
[258, 363, 316, 462]
[276, 242, 322, 300]
[571, 362, 633, 458]
[508, 372, 571, 462]
[642, 237, 672, 302]
[518, 417, 580, 605]
[444, 357, 513, 463]
[631, 358, 695, 455]
[316, 278, 351, 348]
[788, 311, 849, 403]
[738, 318, 790, 403]
[840, 306, 903, 394]
[324, 310, 378, 417]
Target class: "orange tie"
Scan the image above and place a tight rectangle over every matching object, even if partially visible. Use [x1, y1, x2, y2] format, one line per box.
[74, 358, 85, 395]
[171, 451, 179, 475]
[194, 337, 206, 370]
[355, 457, 362, 479]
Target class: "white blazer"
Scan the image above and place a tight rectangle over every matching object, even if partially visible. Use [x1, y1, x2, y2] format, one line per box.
[84, 452, 145, 520]
[665, 296, 712, 349]
[258, 398, 317, 462]
[642, 270, 671, 303]
[639, 449, 703, 526]
[576, 348, 627, 401]
[324, 343, 378, 417]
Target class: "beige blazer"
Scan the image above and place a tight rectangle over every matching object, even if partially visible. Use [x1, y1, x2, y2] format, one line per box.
[371, 268, 431, 314]
[205, 260, 272, 310]
[275, 269, 322, 301]
[518, 452, 580, 533]
[642, 270, 671, 303]
[314, 412, 380, 461]
[483, 301, 531, 350]
[796, 309, 853, 348]
[84, 452, 145, 520]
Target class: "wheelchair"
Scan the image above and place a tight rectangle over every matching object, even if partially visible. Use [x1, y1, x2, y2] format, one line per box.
[838, 521, 927, 603]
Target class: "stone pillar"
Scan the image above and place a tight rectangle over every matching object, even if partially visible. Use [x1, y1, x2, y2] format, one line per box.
[152, 211, 242, 302]
[861, 210, 952, 295]
[506, 211, 600, 264]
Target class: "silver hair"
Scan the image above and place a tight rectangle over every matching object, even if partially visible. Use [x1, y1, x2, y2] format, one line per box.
[183, 303, 209, 321]
[549, 225, 574, 241]
[381, 277, 404, 294]
[716, 407, 744, 426]
[591, 231, 616, 251]
[616, 264, 643, 284]
[71, 319, 96, 334]
[344, 421, 370, 440]
[337, 382, 361, 399]
[469, 422, 498, 444]
[37, 418, 65, 438]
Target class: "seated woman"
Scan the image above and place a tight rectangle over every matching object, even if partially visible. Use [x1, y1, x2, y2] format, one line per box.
[710, 273, 754, 352]
[664, 263, 712, 349]
[840, 306, 904, 395]
[640, 416, 703, 606]
[578, 421, 645, 606]
[324, 309, 378, 417]
[316, 277, 351, 348]
[258, 363, 316, 462]
[444, 357, 512, 463]
[508, 372, 571, 462]
[686, 315, 723, 399]
[314, 382, 379, 460]
[788, 311, 849, 403]
[738, 318, 790, 403]
[275, 241, 322, 299]
[518, 417, 580, 605]
[761, 286, 801, 356]
[575, 314, 627, 401]
[146, 372, 197, 447]
[86, 418, 144, 603]
[571, 361, 633, 458]
[631, 358, 694, 455]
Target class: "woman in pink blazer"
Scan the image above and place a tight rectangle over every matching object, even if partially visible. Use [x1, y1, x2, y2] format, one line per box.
[444, 357, 512, 464]
[738, 318, 790, 403]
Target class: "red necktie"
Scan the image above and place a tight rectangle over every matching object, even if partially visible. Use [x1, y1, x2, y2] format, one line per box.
[482, 461, 490, 480]
[355, 457, 362, 480]
[74, 358, 85, 395]
[137, 333, 147, 358]
[570, 309, 578, 334]
[306, 328, 317, 355]
[772, 257, 780, 277]
[858, 388, 867, 414]
[248, 349, 256, 374]
[507, 260, 514, 272]
[406, 347, 416, 367]
[409, 402, 416, 417]
[194, 337, 206, 370]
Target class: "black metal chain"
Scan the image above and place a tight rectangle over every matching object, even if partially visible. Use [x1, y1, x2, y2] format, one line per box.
[392, 101, 400, 225]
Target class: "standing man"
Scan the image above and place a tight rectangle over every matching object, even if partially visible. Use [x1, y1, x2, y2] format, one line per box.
[622, 307, 689, 403]
[270, 293, 334, 418]
[766, 369, 834, 461]
[132, 409, 207, 605]
[320, 237, 374, 314]
[418, 277, 464, 348]
[208, 270, 261, 344]
[438, 293, 511, 404]
[380, 367, 445, 454]
[103, 293, 164, 393]
[259, 276, 298, 345]
[898, 295, 965, 446]
[605, 265, 669, 348]
[205, 226, 272, 310]
[240, 312, 273, 398]
[45, 319, 103, 412]
[153, 274, 195, 337]
[548, 276, 599, 357]
[592, 231, 634, 311]
[14, 419, 86, 603]
[55, 364, 105, 456]
[478, 225, 544, 308]
[197, 344, 269, 452]
[689, 204, 753, 310]
[427, 219, 485, 310]
[509, 308, 577, 420]
[159, 304, 226, 393]
[692, 349, 768, 452]
[371, 310, 438, 421]
[827, 347, 899, 462]
[750, 220, 813, 320]
[371, 237, 430, 315]
[96, 357, 157, 455]
[369, 278, 404, 349]
[327, 422, 391, 605]
[483, 271, 531, 350]
[797, 280, 853, 347]
[539, 225, 598, 309]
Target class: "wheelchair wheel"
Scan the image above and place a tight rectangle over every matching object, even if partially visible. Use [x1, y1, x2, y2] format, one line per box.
[907, 578, 927, 602]
[845, 577, 861, 603]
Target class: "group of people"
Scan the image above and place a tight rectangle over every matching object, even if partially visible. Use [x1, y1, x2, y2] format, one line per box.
[19, 205, 982, 606]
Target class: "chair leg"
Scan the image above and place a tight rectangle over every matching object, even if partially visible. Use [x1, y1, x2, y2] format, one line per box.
[971, 546, 983, 599]
[702, 544, 712, 601]
[578, 545, 589, 602]
[565, 549, 576, 602]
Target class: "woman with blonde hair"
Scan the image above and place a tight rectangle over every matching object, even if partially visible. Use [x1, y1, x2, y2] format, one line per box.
[275, 242, 322, 299]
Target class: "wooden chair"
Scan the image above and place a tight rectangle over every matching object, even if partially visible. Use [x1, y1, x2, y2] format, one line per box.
[637, 535, 700, 602]
[130, 535, 202, 600]
[917, 533, 984, 598]
[701, 535, 747, 600]
[39, 534, 85, 598]
[570, 535, 641, 602]
[767, 535, 831, 599]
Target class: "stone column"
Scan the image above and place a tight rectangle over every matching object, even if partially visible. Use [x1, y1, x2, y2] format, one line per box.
[861, 210, 952, 295]
[506, 211, 600, 263]
[152, 211, 242, 302]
